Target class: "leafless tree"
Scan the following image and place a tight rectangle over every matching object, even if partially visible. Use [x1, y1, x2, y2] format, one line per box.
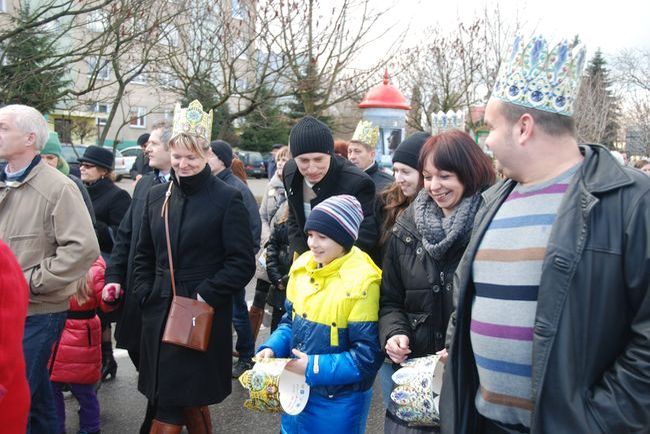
[76, 0, 182, 147]
[396, 19, 485, 132]
[263, 0, 400, 120]
[613, 48, 650, 156]
[573, 74, 615, 144]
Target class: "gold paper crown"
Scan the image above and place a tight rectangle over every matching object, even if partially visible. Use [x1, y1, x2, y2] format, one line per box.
[172, 100, 213, 141]
[352, 120, 380, 147]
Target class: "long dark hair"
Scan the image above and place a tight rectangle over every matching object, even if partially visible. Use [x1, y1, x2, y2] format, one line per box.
[378, 175, 422, 247]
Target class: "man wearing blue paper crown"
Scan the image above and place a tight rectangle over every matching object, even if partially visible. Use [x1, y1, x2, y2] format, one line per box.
[441, 35, 650, 434]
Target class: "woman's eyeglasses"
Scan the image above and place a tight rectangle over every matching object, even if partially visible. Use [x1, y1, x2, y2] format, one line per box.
[80, 163, 96, 169]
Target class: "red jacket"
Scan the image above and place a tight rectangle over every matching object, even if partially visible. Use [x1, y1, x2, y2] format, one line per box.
[0, 240, 30, 434]
[49, 257, 113, 384]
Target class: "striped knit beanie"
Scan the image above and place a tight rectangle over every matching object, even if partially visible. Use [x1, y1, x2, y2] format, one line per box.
[304, 195, 363, 249]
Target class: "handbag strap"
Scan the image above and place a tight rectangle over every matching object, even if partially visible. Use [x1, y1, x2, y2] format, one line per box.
[162, 182, 176, 298]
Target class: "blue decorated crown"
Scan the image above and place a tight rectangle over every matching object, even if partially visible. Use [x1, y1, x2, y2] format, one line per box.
[492, 35, 587, 116]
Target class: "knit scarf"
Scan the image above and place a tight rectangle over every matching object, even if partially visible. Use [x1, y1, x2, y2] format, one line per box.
[413, 189, 482, 260]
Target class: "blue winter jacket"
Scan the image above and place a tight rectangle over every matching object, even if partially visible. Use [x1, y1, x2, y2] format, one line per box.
[261, 246, 383, 398]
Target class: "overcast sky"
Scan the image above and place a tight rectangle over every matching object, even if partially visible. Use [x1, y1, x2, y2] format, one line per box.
[378, 0, 650, 57]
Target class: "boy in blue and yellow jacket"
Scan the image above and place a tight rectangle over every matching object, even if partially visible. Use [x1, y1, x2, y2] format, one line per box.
[258, 195, 383, 434]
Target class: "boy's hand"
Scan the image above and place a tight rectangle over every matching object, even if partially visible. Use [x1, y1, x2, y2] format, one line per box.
[256, 348, 274, 359]
[286, 349, 308, 375]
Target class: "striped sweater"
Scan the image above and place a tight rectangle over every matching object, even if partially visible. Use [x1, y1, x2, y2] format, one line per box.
[470, 164, 579, 427]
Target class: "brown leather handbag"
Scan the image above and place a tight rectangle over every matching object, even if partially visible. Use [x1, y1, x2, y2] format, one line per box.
[160, 183, 214, 352]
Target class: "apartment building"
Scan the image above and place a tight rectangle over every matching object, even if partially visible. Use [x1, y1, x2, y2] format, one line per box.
[1, 0, 257, 150]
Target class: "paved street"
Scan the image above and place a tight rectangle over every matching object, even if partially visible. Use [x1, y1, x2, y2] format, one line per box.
[64, 287, 386, 433]
[73, 177, 386, 433]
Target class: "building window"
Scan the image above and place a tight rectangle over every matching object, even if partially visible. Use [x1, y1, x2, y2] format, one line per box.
[163, 110, 173, 121]
[159, 68, 177, 88]
[132, 70, 147, 84]
[91, 103, 110, 125]
[87, 57, 110, 80]
[232, 0, 244, 19]
[129, 107, 146, 128]
[54, 118, 72, 143]
[86, 10, 107, 32]
[0, 0, 6, 13]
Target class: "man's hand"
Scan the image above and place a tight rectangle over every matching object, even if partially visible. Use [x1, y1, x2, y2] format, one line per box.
[256, 348, 274, 359]
[102, 283, 123, 303]
[385, 334, 411, 364]
[286, 349, 308, 375]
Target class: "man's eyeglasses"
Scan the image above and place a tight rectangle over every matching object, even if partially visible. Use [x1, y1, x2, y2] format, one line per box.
[80, 163, 96, 169]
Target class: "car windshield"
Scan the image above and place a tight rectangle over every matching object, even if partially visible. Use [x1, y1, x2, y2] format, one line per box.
[248, 152, 263, 164]
[60, 145, 88, 163]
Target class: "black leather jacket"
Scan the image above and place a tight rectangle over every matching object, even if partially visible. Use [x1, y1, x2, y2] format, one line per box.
[441, 145, 650, 434]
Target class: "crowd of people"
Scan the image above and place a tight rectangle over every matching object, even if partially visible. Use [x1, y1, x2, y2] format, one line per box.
[1, 33, 650, 434]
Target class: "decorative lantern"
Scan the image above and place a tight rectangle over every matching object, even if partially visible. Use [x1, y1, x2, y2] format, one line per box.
[358, 70, 411, 167]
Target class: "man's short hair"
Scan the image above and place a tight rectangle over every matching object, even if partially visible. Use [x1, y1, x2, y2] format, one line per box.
[151, 120, 172, 150]
[0, 104, 49, 150]
[500, 101, 576, 138]
[349, 140, 374, 152]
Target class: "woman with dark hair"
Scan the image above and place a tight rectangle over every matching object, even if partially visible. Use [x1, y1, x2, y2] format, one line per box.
[333, 139, 349, 159]
[374, 132, 431, 262]
[230, 156, 248, 184]
[372, 132, 430, 410]
[78, 145, 131, 382]
[133, 101, 255, 432]
[379, 130, 495, 433]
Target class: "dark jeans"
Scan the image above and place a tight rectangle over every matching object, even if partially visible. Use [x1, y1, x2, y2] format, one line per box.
[232, 288, 254, 360]
[52, 382, 100, 433]
[24, 312, 67, 434]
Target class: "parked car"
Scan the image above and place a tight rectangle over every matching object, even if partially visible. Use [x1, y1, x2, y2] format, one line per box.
[119, 146, 142, 177]
[112, 149, 128, 181]
[236, 150, 267, 178]
[60, 144, 89, 177]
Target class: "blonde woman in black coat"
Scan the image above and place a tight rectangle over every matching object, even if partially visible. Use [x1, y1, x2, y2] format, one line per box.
[133, 102, 255, 432]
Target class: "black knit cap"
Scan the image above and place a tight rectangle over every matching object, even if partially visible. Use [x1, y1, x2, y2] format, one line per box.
[392, 131, 431, 170]
[137, 133, 150, 147]
[289, 116, 334, 157]
[210, 140, 233, 168]
[78, 145, 114, 170]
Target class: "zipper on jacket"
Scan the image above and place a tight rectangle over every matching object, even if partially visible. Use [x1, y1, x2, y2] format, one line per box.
[87, 324, 92, 346]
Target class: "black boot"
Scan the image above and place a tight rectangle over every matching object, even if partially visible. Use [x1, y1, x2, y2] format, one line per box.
[101, 341, 117, 382]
